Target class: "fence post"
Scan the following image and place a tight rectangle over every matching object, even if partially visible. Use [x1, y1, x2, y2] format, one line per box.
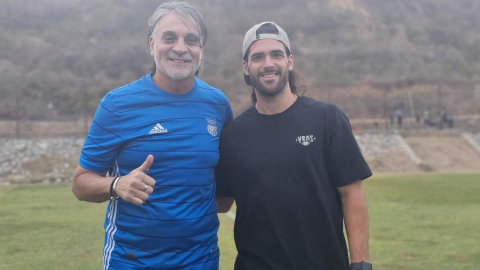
[15, 90, 20, 137]
[437, 84, 443, 112]
[83, 84, 88, 136]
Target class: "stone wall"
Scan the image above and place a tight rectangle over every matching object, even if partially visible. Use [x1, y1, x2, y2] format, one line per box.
[0, 137, 84, 185]
[1, 133, 478, 184]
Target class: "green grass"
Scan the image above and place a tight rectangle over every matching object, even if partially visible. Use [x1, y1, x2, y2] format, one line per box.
[366, 173, 480, 270]
[217, 213, 236, 269]
[0, 173, 479, 269]
[0, 185, 106, 270]
[0, 185, 237, 270]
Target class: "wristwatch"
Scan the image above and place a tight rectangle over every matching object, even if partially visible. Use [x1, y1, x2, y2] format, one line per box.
[350, 261, 372, 270]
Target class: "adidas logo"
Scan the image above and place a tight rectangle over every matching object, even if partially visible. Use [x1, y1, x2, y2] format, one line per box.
[149, 123, 168, 134]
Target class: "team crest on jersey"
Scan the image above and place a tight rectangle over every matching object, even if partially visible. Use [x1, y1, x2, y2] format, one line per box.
[206, 118, 218, 137]
[296, 135, 316, 146]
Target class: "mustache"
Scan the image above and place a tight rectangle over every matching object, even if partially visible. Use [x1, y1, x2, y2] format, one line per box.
[259, 68, 279, 75]
[166, 53, 193, 61]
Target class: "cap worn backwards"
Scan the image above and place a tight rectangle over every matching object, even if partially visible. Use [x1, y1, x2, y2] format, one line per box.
[242, 21, 291, 59]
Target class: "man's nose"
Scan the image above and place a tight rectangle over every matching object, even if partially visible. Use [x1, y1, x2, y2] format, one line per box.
[172, 40, 188, 54]
[263, 56, 274, 68]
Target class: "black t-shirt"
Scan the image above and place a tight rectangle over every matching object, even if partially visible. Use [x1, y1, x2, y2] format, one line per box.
[215, 96, 372, 270]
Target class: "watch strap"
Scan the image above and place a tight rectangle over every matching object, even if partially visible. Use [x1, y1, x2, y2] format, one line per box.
[350, 261, 372, 270]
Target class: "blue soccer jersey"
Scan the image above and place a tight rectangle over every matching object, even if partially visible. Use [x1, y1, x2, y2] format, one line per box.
[79, 74, 233, 270]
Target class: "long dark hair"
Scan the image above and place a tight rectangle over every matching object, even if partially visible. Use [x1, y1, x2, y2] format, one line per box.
[243, 23, 306, 103]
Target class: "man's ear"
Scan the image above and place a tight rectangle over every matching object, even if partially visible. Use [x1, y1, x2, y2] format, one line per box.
[149, 36, 155, 56]
[243, 61, 249, 75]
[288, 55, 294, 71]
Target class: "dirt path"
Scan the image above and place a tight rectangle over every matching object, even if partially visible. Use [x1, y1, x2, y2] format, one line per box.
[364, 148, 422, 173]
[404, 135, 480, 172]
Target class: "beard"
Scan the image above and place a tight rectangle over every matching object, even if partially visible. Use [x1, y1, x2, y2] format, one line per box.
[249, 68, 289, 98]
[155, 53, 200, 81]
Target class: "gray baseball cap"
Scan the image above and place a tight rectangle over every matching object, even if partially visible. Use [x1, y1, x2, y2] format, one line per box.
[242, 21, 291, 59]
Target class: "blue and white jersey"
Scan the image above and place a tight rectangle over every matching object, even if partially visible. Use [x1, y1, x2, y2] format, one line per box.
[79, 74, 233, 270]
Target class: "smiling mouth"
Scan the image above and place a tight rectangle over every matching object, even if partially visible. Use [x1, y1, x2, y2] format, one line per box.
[170, 59, 191, 63]
[261, 73, 278, 78]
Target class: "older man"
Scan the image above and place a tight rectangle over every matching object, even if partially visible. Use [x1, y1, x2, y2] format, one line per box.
[215, 22, 372, 270]
[72, 1, 232, 269]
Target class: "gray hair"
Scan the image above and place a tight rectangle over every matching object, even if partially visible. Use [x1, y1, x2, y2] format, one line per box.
[148, 1, 207, 75]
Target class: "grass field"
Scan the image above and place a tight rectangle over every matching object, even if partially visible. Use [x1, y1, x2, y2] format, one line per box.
[1, 173, 479, 269]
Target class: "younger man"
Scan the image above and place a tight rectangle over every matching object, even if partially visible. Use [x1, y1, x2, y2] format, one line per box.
[215, 22, 372, 270]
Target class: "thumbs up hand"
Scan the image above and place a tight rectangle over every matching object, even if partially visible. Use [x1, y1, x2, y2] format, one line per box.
[138, 154, 154, 173]
[114, 155, 156, 205]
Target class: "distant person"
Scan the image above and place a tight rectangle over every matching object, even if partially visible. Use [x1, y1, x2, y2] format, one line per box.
[215, 22, 372, 270]
[389, 112, 394, 128]
[447, 114, 454, 128]
[440, 108, 447, 124]
[395, 108, 403, 127]
[424, 108, 431, 127]
[438, 109, 447, 129]
[414, 112, 421, 130]
[72, 2, 232, 269]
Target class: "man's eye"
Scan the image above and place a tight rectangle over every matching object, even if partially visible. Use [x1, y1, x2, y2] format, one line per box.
[273, 53, 283, 58]
[164, 36, 176, 43]
[185, 36, 200, 45]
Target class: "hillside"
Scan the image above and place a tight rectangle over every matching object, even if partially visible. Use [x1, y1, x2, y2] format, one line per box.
[1, 0, 480, 120]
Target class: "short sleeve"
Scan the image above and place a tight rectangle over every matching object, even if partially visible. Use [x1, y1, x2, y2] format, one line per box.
[215, 127, 234, 197]
[79, 94, 124, 173]
[225, 102, 233, 123]
[326, 106, 372, 187]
